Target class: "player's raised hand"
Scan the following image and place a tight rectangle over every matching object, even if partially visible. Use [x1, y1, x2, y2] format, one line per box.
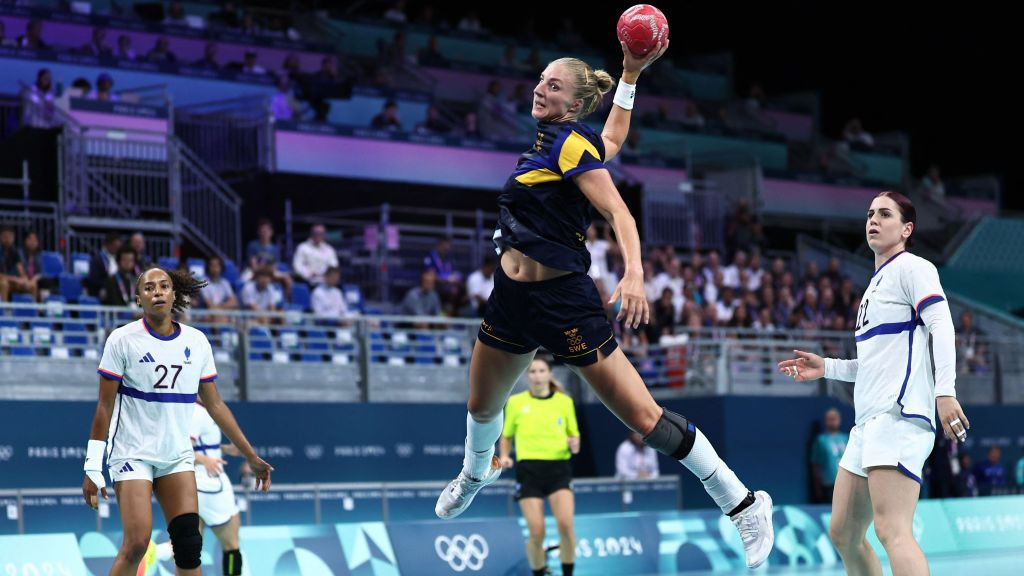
[248, 456, 274, 491]
[777, 349, 825, 381]
[621, 39, 669, 76]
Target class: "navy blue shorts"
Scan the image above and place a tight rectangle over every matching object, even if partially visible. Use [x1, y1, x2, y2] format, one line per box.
[477, 265, 618, 366]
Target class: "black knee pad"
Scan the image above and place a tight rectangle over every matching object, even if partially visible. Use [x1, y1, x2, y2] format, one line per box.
[223, 549, 242, 576]
[643, 409, 697, 460]
[167, 513, 202, 569]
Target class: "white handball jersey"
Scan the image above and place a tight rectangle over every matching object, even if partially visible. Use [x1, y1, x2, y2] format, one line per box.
[190, 403, 226, 493]
[98, 319, 217, 466]
[853, 251, 945, 430]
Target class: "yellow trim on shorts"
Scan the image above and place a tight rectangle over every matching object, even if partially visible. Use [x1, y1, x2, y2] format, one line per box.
[556, 333, 615, 359]
[479, 329, 530, 349]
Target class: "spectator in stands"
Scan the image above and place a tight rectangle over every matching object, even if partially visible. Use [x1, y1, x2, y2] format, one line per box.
[401, 269, 442, 317]
[199, 256, 238, 323]
[270, 77, 300, 121]
[384, 0, 408, 23]
[459, 111, 482, 139]
[22, 68, 58, 129]
[954, 309, 987, 373]
[163, 2, 189, 26]
[146, 36, 177, 64]
[974, 446, 1007, 494]
[702, 249, 722, 287]
[0, 227, 31, 302]
[445, 282, 477, 318]
[842, 117, 874, 148]
[280, 53, 301, 82]
[725, 199, 762, 256]
[753, 307, 776, 332]
[292, 224, 338, 286]
[615, 431, 659, 480]
[20, 231, 48, 300]
[728, 301, 752, 328]
[955, 452, 979, 497]
[466, 256, 496, 316]
[385, 31, 412, 69]
[424, 237, 462, 295]
[823, 256, 843, 289]
[80, 27, 112, 57]
[86, 232, 122, 297]
[457, 10, 485, 33]
[244, 218, 293, 293]
[371, 99, 403, 131]
[746, 251, 764, 291]
[800, 260, 820, 291]
[511, 83, 532, 115]
[129, 232, 152, 272]
[311, 266, 351, 320]
[809, 408, 848, 504]
[116, 35, 136, 61]
[681, 101, 706, 128]
[414, 105, 450, 135]
[499, 45, 528, 72]
[240, 12, 262, 36]
[90, 73, 119, 102]
[652, 257, 684, 320]
[722, 249, 747, 289]
[193, 42, 219, 70]
[208, 2, 241, 29]
[919, 164, 946, 205]
[241, 267, 283, 318]
[651, 287, 677, 338]
[102, 247, 137, 307]
[18, 19, 47, 50]
[242, 49, 267, 75]
[418, 35, 448, 67]
[70, 77, 92, 97]
[307, 56, 351, 122]
[478, 80, 516, 139]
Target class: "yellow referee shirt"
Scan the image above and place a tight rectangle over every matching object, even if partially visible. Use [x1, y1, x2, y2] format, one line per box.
[503, 390, 579, 461]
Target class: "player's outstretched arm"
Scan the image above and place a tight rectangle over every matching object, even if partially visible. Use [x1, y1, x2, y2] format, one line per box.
[777, 350, 826, 381]
[602, 39, 668, 161]
[199, 381, 274, 491]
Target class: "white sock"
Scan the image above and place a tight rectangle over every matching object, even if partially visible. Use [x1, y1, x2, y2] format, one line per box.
[461, 411, 502, 480]
[155, 541, 174, 561]
[679, 428, 750, 514]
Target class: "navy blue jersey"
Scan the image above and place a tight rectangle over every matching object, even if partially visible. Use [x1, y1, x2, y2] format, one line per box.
[494, 121, 607, 273]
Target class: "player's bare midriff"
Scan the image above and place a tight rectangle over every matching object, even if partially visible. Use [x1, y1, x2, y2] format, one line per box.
[500, 248, 573, 283]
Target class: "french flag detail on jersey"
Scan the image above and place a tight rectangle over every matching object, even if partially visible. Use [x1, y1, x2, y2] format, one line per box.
[199, 373, 218, 383]
[97, 368, 123, 381]
[916, 294, 944, 314]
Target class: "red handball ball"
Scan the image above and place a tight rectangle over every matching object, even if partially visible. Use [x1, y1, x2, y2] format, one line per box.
[616, 4, 669, 58]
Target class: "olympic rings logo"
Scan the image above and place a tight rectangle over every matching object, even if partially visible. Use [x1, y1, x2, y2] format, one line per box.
[434, 533, 489, 572]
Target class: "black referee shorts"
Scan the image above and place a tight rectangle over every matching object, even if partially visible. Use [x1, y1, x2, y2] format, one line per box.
[515, 459, 573, 500]
[477, 266, 618, 366]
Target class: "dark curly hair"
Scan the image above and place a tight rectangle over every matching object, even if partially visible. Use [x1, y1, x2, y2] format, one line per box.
[135, 265, 208, 314]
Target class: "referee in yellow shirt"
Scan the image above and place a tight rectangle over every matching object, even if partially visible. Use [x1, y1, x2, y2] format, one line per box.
[499, 358, 580, 576]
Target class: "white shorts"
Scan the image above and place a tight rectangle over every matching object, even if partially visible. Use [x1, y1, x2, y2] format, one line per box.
[838, 410, 934, 483]
[197, 476, 240, 527]
[109, 454, 195, 484]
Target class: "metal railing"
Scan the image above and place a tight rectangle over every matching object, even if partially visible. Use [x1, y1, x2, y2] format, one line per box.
[0, 476, 681, 533]
[642, 185, 726, 252]
[0, 198, 61, 253]
[174, 95, 276, 176]
[58, 127, 243, 264]
[1, 302, 1020, 405]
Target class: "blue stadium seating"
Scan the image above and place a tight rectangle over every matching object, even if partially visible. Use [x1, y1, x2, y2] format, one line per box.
[11, 294, 36, 318]
[158, 257, 179, 270]
[290, 283, 311, 311]
[58, 274, 83, 302]
[71, 252, 91, 277]
[40, 252, 64, 277]
[222, 259, 240, 285]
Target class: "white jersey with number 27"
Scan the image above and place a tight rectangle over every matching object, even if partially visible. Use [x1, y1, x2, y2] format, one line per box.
[98, 319, 218, 467]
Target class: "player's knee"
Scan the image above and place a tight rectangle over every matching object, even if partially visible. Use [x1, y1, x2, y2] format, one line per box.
[528, 526, 545, 542]
[828, 519, 863, 553]
[466, 400, 500, 422]
[556, 518, 574, 536]
[872, 517, 909, 550]
[223, 549, 243, 576]
[642, 409, 697, 460]
[120, 537, 151, 564]
[168, 513, 202, 569]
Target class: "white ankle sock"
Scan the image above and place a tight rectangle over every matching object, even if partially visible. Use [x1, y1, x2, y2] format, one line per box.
[462, 411, 503, 480]
[679, 428, 750, 514]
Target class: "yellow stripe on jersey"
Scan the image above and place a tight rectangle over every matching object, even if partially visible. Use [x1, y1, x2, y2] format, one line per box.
[515, 167, 562, 186]
[558, 130, 601, 175]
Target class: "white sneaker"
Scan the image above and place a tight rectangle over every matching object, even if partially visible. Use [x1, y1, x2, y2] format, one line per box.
[730, 490, 774, 568]
[434, 456, 502, 519]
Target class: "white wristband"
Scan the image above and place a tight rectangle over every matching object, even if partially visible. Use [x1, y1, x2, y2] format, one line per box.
[84, 439, 105, 472]
[613, 80, 636, 111]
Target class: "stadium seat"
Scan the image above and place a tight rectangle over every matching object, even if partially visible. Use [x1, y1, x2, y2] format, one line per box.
[12, 294, 37, 318]
[158, 256, 179, 270]
[76, 295, 99, 320]
[276, 262, 292, 274]
[44, 295, 67, 317]
[59, 274, 83, 302]
[248, 326, 272, 361]
[71, 252, 91, 277]
[301, 329, 328, 362]
[290, 283, 311, 311]
[342, 284, 365, 313]
[40, 251, 64, 277]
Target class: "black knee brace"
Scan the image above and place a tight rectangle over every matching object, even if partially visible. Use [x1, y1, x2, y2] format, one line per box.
[223, 549, 242, 576]
[167, 513, 202, 569]
[642, 409, 697, 460]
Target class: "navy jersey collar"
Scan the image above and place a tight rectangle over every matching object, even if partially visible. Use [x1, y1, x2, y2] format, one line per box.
[142, 317, 181, 341]
[873, 250, 906, 277]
